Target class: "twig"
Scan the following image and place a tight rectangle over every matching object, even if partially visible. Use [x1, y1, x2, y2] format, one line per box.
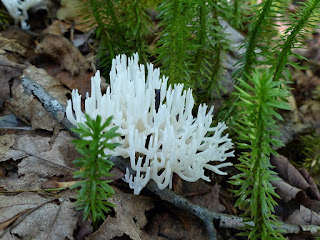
[21, 75, 78, 138]
[21, 74, 320, 238]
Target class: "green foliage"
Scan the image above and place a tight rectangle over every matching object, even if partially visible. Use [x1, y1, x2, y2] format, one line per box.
[156, 0, 232, 100]
[0, 6, 10, 30]
[80, 0, 233, 101]
[228, 1, 320, 238]
[71, 114, 120, 224]
[80, 0, 152, 72]
[300, 134, 320, 181]
[230, 70, 290, 239]
[155, 0, 195, 86]
[192, 0, 231, 101]
[220, 0, 320, 123]
[218, 0, 281, 123]
[271, 0, 320, 83]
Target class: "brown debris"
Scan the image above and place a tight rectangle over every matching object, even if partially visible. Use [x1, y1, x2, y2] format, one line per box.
[34, 34, 90, 76]
[7, 65, 69, 131]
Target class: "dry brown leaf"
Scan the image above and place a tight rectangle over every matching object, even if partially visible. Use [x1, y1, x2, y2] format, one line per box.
[43, 20, 71, 36]
[286, 205, 320, 226]
[0, 193, 48, 223]
[272, 178, 303, 203]
[35, 34, 90, 76]
[189, 183, 226, 213]
[57, 0, 96, 32]
[0, 209, 29, 231]
[57, 0, 83, 22]
[299, 168, 320, 201]
[148, 211, 208, 240]
[0, 193, 77, 240]
[0, 130, 77, 191]
[7, 66, 69, 131]
[0, 134, 15, 159]
[0, 35, 27, 56]
[18, 131, 75, 177]
[88, 187, 155, 240]
[55, 70, 94, 97]
[271, 154, 310, 191]
[0, 55, 25, 107]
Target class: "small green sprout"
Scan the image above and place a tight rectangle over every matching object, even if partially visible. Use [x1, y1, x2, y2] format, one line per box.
[71, 114, 120, 224]
[301, 134, 320, 182]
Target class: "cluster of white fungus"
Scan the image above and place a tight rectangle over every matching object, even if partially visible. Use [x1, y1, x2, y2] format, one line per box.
[66, 53, 234, 195]
[1, 0, 43, 29]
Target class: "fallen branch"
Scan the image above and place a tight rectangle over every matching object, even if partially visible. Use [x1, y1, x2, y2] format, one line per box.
[21, 74, 320, 239]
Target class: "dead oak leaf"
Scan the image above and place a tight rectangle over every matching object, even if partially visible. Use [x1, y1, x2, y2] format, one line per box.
[0, 134, 15, 159]
[88, 187, 155, 240]
[1, 130, 76, 191]
[286, 205, 320, 226]
[34, 34, 90, 76]
[0, 192, 77, 240]
[271, 154, 309, 191]
[7, 65, 69, 131]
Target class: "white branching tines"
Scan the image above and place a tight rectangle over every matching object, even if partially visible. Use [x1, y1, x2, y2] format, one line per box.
[67, 53, 234, 195]
[1, 0, 43, 29]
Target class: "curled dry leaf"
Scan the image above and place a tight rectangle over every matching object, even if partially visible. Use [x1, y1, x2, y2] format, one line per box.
[88, 187, 155, 240]
[286, 205, 320, 226]
[0, 134, 15, 159]
[271, 154, 310, 191]
[7, 66, 69, 131]
[147, 210, 208, 240]
[0, 130, 76, 191]
[272, 178, 302, 203]
[299, 168, 320, 201]
[0, 55, 25, 107]
[57, 0, 96, 32]
[35, 34, 90, 76]
[189, 183, 226, 213]
[0, 35, 27, 56]
[0, 193, 77, 240]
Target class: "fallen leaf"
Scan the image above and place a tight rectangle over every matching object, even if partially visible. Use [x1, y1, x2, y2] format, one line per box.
[0, 130, 77, 191]
[0, 55, 25, 108]
[299, 168, 320, 201]
[189, 183, 226, 213]
[88, 187, 155, 240]
[34, 34, 90, 76]
[55, 70, 94, 97]
[286, 205, 320, 226]
[0, 134, 15, 159]
[57, 0, 96, 32]
[0, 193, 77, 240]
[0, 209, 29, 231]
[7, 66, 69, 131]
[272, 178, 302, 203]
[271, 154, 310, 191]
[148, 211, 208, 240]
[0, 35, 27, 56]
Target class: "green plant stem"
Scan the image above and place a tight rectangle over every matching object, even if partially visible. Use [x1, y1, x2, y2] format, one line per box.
[194, 3, 206, 77]
[90, 0, 114, 59]
[240, 0, 273, 81]
[272, 0, 320, 83]
[168, 0, 181, 83]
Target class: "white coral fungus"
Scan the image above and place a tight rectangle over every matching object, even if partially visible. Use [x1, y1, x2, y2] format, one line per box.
[66, 53, 234, 195]
[1, 0, 43, 29]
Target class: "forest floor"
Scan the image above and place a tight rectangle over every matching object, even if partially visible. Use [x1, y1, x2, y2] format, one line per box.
[1, 1, 320, 240]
